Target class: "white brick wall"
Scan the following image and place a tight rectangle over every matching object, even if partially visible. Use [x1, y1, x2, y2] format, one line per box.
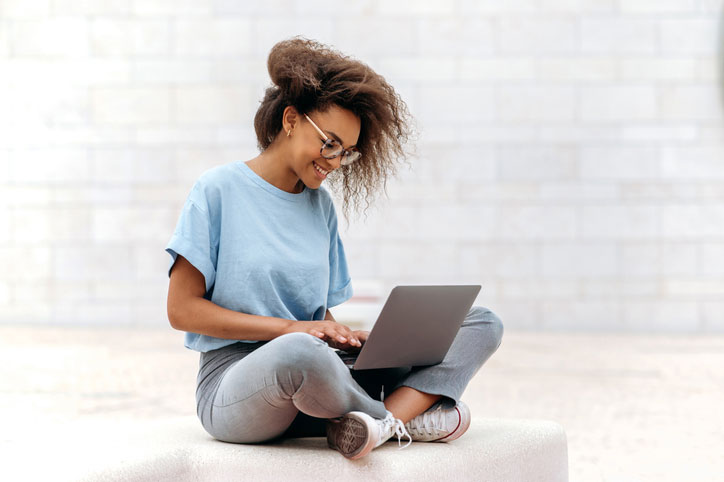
[1, 0, 723, 332]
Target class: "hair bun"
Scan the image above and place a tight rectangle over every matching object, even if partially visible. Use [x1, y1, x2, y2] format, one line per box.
[267, 36, 338, 99]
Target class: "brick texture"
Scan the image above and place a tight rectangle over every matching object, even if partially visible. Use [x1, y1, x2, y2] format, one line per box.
[0, 0, 722, 332]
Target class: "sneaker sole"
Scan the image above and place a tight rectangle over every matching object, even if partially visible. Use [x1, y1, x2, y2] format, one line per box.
[326, 412, 377, 460]
[433, 401, 471, 442]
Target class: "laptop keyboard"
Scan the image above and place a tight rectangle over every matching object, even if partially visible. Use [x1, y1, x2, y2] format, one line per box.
[335, 350, 358, 367]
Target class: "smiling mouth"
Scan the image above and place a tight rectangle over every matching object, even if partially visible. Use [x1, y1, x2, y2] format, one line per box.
[313, 160, 330, 176]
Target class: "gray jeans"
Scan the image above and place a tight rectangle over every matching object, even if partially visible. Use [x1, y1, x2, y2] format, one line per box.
[195, 305, 504, 444]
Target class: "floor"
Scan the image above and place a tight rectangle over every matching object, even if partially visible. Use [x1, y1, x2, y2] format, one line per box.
[1, 324, 722, 481]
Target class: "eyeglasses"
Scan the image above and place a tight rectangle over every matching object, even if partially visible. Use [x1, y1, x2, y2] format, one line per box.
[303, 113, 361, 166]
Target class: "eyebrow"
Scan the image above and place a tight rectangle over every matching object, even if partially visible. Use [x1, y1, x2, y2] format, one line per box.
[325, 130, 356, 149]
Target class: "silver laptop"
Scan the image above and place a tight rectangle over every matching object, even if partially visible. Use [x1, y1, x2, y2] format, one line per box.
[336, 285, 481, 370]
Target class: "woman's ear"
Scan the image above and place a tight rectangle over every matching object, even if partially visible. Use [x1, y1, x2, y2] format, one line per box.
[282, 105, 300, 135]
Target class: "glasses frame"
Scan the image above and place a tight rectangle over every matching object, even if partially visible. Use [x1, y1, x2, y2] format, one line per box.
[303, 113, 361, 166]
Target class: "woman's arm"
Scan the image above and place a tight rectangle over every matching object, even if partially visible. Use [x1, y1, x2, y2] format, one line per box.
[167, 254, 293, 340]
[324, 309, 336, 322]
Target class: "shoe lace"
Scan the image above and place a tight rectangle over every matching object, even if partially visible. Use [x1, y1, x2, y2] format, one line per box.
[406, 405, 447, 438]
[381, 412, 413, 449]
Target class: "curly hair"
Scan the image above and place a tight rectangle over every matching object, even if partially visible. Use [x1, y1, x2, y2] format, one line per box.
[253, 36, 419, 226]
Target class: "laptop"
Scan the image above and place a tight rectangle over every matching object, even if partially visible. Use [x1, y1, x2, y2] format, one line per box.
[335, 285, 481, 370]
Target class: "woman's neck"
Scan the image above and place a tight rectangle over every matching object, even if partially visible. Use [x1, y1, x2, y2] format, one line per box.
[246, 151, 304, 194]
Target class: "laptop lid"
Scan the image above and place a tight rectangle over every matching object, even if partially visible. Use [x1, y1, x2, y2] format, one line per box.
[345, 285, 481, 370]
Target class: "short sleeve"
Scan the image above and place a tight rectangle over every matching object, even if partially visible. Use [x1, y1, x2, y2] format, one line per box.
[165, 183, 218, 294]
[327, 201, 353, 308]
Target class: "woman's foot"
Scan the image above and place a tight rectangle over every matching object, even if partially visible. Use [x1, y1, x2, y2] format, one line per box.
[326, 410, 412, 459]
[404, 399, 471, 442]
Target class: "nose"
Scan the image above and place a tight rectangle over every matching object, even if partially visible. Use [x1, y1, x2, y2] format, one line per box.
[326, 154, 343, 170]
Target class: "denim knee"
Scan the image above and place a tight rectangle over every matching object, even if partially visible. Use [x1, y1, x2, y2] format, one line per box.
[469, 305, 504, 350]
[266, 332, 332, 371]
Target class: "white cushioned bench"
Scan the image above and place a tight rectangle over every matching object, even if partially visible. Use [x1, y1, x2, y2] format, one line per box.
[10, 416, 569, 481]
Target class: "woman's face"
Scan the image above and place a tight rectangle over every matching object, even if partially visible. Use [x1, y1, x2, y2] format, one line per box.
[291, 105, 361, 189]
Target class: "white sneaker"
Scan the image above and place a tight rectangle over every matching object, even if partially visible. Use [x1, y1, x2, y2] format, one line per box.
[326, 410, 412, 459]
[404, 399, 471, 442]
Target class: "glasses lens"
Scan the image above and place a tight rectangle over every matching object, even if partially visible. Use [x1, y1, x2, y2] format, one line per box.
[341, 150, 361, 166]
[321, 139, 343, 158]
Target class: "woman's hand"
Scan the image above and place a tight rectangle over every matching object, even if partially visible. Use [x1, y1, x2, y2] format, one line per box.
[284, 321, 368, 351]
[328, 330, 369, 352]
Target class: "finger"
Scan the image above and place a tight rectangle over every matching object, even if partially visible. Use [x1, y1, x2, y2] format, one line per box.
[336, 328, 359, 346]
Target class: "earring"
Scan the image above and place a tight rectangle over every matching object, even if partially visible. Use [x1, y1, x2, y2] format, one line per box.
[287, 129, 291, 137]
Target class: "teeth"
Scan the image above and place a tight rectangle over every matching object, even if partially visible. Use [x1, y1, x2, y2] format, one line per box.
[314, 162, 328, 175]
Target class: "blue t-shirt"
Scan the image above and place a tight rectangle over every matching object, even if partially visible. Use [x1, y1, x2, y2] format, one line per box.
[165, 160, 354, 353]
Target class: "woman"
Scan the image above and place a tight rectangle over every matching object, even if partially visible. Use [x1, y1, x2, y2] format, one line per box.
[165, 36, 504, 460]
